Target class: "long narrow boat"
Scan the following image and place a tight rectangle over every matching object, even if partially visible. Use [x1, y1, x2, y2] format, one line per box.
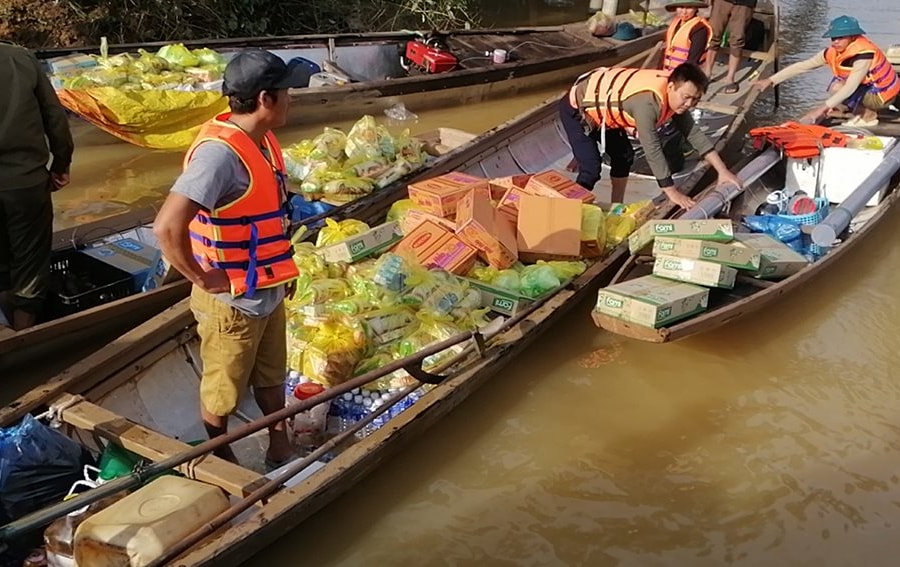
[0, 28, 678, 378]
[0, 128, 474, 380]
[0, 8, 779, 563]
[39, 22, 667, 149]
[592, 123, 900, 343]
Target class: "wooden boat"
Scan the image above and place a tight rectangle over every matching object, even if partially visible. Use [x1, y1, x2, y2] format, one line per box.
[592, 124, 900, 343]
[0, 127, 480, 384]
[0, 10, 780, 562]
[38, 22, 667, 149]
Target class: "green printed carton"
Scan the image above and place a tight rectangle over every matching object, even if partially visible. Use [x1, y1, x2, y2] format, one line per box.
[734, 233, 810, 279]
[652, 236, 761, 270]
[628, 219, 735, 255]
[652, 255, 738, 289]
[316, 222, 402, 263]
[594, 275, 709, 328]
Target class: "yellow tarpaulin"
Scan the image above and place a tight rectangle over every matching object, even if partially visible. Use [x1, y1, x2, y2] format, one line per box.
[58, 87, 228, 151]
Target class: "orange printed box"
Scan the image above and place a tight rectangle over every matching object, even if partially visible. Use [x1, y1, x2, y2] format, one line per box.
[497, 186, 532, 224]
[526, 170, 595, 203]
[399, 209, 456, 235]
[455, 189, 518, 269]
[392, 219, 477, 275]
[488, 174, 533, 201]
[516, 194, 583, 262]
[406, 171, 486, 218]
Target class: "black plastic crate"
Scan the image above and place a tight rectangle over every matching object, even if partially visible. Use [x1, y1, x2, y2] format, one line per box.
[49, 249, 134, 317]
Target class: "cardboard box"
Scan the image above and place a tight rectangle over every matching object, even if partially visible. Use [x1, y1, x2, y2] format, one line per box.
[316, 222, 402, 263]
[406, 172, 486, 218]
[628, 219, 735, 255]
[490, 174, 533, 194]
[82, 238, 164, 293]
[393, 220, 477, 275]
[399, 209, 456, 235]
[595, 275, 709, 328]
[142, 250, 182, 292]
[525, 170, 596, 203]
[652, 255, 738, 289]
[652, 236, 761, 271]
[516, 195, 583, 262]
[455, 190, 518, 269]
[497, 186, 532, 223]
[734, 233, 810, 279]
[460, 276, 567, 316]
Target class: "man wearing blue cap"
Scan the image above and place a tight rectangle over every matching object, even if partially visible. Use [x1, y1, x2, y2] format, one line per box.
[154, 49, 309, 466]
[754, 15, 899, 127]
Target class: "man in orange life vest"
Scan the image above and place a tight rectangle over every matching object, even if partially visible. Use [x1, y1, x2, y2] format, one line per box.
[154, 49, 308, 465]
[754, 15, 900, 128]
[560, 63, 742, 210]
[661, 0, 712, 71]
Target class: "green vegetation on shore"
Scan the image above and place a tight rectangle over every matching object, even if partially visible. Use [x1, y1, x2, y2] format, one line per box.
[0, 0, 480, 48]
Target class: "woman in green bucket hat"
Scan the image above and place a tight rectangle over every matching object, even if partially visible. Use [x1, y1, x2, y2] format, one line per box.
[660, 0, 712, 71]
[754, 15, 900, 127]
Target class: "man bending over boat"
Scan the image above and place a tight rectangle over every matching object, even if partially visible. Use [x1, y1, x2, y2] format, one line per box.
[560, 62, 742, 209]
[661, 0, 712, 71]
[155, 49, 308, 466]
[0, 42, 74, 330]
[754, 15, 900, 128]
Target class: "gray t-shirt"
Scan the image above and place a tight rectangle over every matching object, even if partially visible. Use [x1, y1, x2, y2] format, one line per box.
[171, 140, 285, 317]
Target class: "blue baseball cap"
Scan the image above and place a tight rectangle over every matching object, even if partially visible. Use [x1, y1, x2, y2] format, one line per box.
[822, 15, 865, 39]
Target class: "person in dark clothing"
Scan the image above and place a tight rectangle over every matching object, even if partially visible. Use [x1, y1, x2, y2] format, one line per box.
[0, 42, 74, 330]
[704, 0, 758, 94]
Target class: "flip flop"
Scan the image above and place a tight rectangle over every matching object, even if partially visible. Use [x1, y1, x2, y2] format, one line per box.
[723, 83, 740, 94]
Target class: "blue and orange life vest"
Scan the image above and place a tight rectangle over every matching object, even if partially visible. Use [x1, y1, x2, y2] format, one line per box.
[186, 113, 298, 297]
[663, 16, 712, 71]
[569, 67, 676, 133]
[824, 35, 900, 105]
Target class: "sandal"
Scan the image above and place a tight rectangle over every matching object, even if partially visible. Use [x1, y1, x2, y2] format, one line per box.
[723, 83, 740, 94]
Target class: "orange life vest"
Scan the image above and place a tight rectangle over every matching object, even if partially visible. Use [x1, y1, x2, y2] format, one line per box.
[186, 113, 298, 298]
[749, 122, 848, 158]
[663, 16, 712, 71]
[568, 67, 676, 133]
[824, 35, 900, 104]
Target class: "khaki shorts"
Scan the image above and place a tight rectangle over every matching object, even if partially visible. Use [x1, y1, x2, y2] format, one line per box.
[709, 0, 755, 56]
[190, 286, 286, 416]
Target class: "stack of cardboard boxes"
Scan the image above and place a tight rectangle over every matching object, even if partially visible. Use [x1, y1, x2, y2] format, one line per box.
[595, 219, 810, 329]
[390, 169, 602, 315]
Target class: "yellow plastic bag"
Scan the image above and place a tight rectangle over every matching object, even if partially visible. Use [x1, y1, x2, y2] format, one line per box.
[605, 215, 637, 249]
[539, 260, 587, 281]
[386, 199, 424, 224]
[303, 318, 368, 386]
[315, 218, 371, 248]
[580, 204, 607, 258]
[56, 87, 228, 150]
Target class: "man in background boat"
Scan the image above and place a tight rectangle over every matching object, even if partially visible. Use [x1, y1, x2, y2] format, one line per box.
[703, 0, 757, 94]
[560, 62, 742, 209]
[753, 15, 900, 128]
[154, 49, 308, 466]
[661, 0, 712, 71]
[0, 42, 74, 331]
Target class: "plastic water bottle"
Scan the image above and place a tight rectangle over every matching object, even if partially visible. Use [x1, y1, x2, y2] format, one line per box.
[284, 370, 302, 399]
[373, 254, 407, 291]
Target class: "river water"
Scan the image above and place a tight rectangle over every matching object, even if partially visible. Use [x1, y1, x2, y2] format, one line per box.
[45, 0, 900, 565]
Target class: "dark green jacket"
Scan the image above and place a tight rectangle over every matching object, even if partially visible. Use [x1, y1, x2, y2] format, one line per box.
[0, 41, 74, 191]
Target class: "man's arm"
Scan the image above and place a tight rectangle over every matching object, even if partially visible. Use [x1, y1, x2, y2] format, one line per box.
[687, 25, 710, 66]
[625, 93, 697, 208]
[767, 50, 828, 86]
[153, 193, 230, 293]
[30, 51, 74, 176]
[802, 56, 872, 122]
[624, 93, 674, 187]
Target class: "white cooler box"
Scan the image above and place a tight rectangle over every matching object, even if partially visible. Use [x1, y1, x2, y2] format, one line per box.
[785, 136, 896, 206]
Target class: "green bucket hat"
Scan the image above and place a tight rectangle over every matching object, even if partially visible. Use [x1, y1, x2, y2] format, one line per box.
[822, 15, 865, 39]
[665, 0, 708, 11]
